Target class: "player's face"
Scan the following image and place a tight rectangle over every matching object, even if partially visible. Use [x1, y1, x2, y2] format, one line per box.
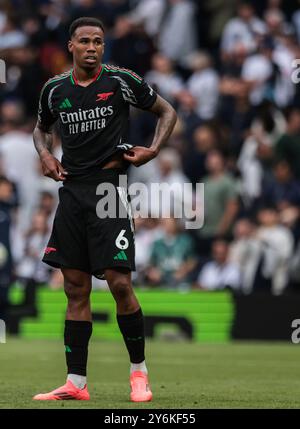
[68, 26, 105, 70]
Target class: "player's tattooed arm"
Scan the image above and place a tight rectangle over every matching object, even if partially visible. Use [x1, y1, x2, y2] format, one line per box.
[123, 95, 177, 167]
[33, 122, 68, 181]
[148, 94, 177, 154]
[33, 123, 53, 157]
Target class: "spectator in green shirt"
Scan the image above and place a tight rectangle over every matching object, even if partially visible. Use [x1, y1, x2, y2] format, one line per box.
[196, 149, 239, 256]
[147, 217, 197, 289]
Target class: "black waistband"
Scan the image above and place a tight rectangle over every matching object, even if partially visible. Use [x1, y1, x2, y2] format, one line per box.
[64, 167, 127, 184]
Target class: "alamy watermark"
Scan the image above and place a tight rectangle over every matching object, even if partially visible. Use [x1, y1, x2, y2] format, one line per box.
[0, 319, 6, 343]
[291, 319, 300, 344]
[0, 59, 6, 84]
[95, 175, 204, 229]
[291, 59, 300, 84]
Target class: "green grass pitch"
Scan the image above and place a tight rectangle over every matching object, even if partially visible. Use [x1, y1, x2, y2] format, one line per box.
[0, 339, 300, 409]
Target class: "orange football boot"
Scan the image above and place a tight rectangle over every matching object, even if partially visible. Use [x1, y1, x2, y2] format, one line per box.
[130, 371, 152, 402]
[33, 379, 90, 401]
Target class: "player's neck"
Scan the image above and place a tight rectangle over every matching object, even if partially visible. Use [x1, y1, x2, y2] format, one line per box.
[72, 64, 102, 86]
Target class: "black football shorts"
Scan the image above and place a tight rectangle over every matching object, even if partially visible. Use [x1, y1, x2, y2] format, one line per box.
[42, 168, 135, 278]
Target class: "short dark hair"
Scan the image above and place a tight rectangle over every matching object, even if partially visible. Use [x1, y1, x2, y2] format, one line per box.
[69, 17, 105, 38]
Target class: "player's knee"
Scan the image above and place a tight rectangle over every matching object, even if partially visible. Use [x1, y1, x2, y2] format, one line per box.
[109, 277, 133, 303]
[64, 280, 91, 304]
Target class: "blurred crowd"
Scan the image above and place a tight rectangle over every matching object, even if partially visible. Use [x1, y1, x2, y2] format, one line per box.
[1, 0, 300, 309]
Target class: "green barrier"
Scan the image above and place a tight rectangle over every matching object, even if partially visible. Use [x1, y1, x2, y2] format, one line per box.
[9, 287, 234, 342]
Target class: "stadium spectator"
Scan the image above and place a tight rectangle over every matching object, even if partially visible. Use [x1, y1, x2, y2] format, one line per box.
[195, 239, 241, 291]
[182, 124, 218, 185]
[130, 146, 193, 220]
[186, 51, 219, 120]
[69, 0, 105, 24]
[133, 217, 162, 284]
[126, 0, 166, 39]
[242, 34, 296, 108]
[145, 53, 184, 104]
[264, 7, 285, 41]
[229, 218, 262, 294]
[278, 202, 300, 244]
[220, 1, 266, 57]
[237, 101, 286, 203]
[110, 16, 155, 75]
[238, 100, 286, 206]
[158, 0, 198, 65]
[0, 176, 16, 321]
[176, 90, 201, 145]
[48, 268, 64, 290]
[0, 14, 27, 51]
[38, 191, 56, 218]
[155, 147, 194, 219]
[255, 205, 294, 294]
[260, 160, 300, 208]
[226, 79, 255, 155]
[147, 217, 197, 289]
[196, 150, 239, 255]
[274, 107, 300, 179]
[241, 36, 276, 107]
[271, 24, 297, 108]
[218, 42, 250, 125]
[7, 44, 46, 117]
[16, 209, 50, 286]
[0, 100, 39, 230]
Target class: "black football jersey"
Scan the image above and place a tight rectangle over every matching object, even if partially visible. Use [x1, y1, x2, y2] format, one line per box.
[37, 64, 157, 177]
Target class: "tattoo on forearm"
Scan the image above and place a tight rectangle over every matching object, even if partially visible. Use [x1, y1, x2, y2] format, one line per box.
[149, 96, 177, 153]
[152, 111, 177, 152]
[33, 125, 53, 157]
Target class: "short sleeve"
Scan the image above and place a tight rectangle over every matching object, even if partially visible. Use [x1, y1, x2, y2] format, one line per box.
[37, 82, 58, 130]
[223, 176, 238, 202]
[115, 70, 157, 110]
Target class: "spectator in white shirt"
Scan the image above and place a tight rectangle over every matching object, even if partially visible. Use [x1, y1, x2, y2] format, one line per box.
[229, 218, 261, 294]
[221, 1, 266, 58]
[16, 209, 50, 284]
[238, 101, 286, 206]
[158, 0, 198, 66]
[241, 37, 274, 106]
[0, 100, 40, 230]
[272, 27, 297, 107]
[186, 51, 219, 120]
[0, 15, 27, 51]
[127, 0, 166, 38]
[256, 206, 294, 295]
[196, 239, 241, 291]
[145, 53, 184, 104]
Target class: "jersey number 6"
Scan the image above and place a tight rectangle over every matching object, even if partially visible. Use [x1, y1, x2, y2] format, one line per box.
[115, 229, 129, 250]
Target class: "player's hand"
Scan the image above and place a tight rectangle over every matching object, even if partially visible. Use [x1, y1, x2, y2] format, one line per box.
[40, 152, 68, 181]
[123, 146, 157, 167]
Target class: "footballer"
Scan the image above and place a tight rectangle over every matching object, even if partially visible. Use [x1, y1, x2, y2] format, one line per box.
[32, 17, 177, 402]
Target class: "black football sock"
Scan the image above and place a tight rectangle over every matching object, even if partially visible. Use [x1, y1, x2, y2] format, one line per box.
[64, 320, 93, 376]
[117, 308, 145, 364]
